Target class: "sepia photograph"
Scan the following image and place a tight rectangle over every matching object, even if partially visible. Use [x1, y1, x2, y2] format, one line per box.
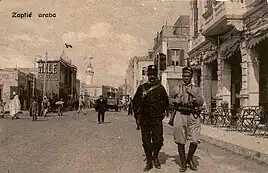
[1, 0, 268, 172]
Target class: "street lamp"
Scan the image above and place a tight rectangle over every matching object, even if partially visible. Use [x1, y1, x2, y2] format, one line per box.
[33, 55, 41, 97]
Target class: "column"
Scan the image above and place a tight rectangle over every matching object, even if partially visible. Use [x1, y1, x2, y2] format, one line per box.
[216, 57, 222, 107]
[221, 59, 232, 108]
[202, 62, 212, 112]
[239, 41, 249, 107]
[192, 70, 198, 85]
[248, 49, 259, 106]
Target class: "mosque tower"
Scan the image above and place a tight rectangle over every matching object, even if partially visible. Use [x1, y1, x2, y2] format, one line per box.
[85, 58, 94, 86]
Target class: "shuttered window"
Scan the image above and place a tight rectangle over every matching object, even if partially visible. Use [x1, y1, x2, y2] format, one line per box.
[167, 49, 173, 66]
[179, 49, 185, 66]
[193, 0, 198, 34]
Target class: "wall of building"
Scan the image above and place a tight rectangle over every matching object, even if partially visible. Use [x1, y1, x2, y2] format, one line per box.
[37, 59, 77, 105]
[0, 70, 18, 110]
[38, 61, 60, 97]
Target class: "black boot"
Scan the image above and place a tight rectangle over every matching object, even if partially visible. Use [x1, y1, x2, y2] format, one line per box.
[178, 144, 187, 172]
[186, 143, 198, 171]
[143, 144, 153, 172]
[152, 147, 161, 169]
[143, 158, 153, 172]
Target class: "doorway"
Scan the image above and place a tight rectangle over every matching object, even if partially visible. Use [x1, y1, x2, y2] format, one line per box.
[258, 39, 268, 111]
[228, 51, 242, 110]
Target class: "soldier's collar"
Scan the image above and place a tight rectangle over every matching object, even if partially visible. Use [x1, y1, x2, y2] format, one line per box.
[183, 83, 194, 87]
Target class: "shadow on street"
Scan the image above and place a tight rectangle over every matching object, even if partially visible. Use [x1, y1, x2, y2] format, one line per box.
[158, 152, 200, 167]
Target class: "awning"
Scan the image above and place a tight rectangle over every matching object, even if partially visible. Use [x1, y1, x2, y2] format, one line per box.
[203, 51, 217, 64]
[248, 28, 268, 49]
[219, 38, 240, 60]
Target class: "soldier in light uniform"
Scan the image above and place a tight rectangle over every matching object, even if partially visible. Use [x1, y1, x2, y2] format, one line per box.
[133, 65, 169, 172]
[172, 67, 204, 172]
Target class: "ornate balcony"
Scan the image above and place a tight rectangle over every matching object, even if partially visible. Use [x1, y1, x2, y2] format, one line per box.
[201, 0, 245, 37]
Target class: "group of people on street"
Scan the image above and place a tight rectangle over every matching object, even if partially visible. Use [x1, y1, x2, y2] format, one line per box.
[0, 94, 67, 121]
[29, 96, 65, 120]
[132, 64, 204, 172]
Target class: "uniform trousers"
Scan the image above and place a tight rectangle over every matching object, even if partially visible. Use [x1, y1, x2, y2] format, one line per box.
[173, 112, 201, 145]
[98, 111, 105, 123]
[140, 118, 164, 157]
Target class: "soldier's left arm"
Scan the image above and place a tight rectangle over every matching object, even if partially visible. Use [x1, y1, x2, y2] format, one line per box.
[192, 86, 204, 107]
[160, 85, 169, 112]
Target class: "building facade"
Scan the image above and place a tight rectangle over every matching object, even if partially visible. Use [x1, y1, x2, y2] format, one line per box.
[125, 55, 154, 97]
[243, 0, 268, 110]
[188, 0, 268, 112]
[152, 15, 190, 96]
[81, 84, 118, 107]
[37, 57, 78, 104]
[0, 68, 42, 110]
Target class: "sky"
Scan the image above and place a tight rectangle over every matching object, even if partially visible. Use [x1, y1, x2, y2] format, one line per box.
[0, 0, 189, 87]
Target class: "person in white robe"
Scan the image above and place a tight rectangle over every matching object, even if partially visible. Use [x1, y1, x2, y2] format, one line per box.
[9, 95, 21, 119]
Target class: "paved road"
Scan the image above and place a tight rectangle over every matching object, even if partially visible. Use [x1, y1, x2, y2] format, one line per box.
[0, 110, 267, 173]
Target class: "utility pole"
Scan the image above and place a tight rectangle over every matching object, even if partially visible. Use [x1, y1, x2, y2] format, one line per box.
[43, 52, 48, 98]
[71, 71, 73, 99]
[33, 60, 35, 97]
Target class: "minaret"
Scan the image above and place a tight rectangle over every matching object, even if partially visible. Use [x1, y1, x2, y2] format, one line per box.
[86, 59, 94, 86]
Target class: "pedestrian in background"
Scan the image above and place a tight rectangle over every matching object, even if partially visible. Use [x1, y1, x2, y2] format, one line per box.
[133, 65, 169, 171]
[29, 97, 39, 121]
[56, 98, 64, 116]
[9, 95, 21, 120]
[95, 95, 107, 124]
[170, 67, 204, 172]
[77, 95, 84, 113]
[0, 99, 6, 118]
[128, 97, 133, 115]
[41, 96, 50, 117]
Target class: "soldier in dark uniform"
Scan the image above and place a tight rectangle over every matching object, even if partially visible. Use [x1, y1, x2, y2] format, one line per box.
[133, 65, 169, 172]
[171, 67, 204, 172]
[95, 95, 108, 124]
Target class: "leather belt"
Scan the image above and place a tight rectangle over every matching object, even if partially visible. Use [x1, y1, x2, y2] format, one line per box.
[179, 110, 191, 115]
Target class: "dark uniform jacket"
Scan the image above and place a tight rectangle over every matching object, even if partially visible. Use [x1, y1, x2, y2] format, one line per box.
[95, 98, 107, 113]
[133, 82, 169, 121]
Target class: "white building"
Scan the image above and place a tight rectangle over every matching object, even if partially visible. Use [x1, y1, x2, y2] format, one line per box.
[125, 55, 154, 97]
[152, 16, 190, 96]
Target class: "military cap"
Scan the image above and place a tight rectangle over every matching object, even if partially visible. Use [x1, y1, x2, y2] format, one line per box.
[182, 66, 193, 75]
[147, 65, 158, 75]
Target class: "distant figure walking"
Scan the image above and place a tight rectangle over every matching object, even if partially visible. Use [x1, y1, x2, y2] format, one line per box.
[29, 97, 39, 121]
[41, 96, 50, 117]
[128, 97, 133, 115]
[0, 99, 6, 118]
[9, 95, 21, 120]
[77, 95, 84, 113]
[56, 98, 64, 116]
[95, 95, 107, 124]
